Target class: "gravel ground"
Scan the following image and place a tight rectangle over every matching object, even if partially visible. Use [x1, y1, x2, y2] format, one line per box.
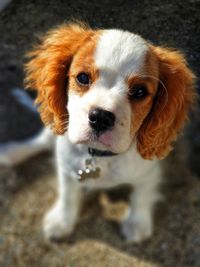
[0, 0, 200, 266]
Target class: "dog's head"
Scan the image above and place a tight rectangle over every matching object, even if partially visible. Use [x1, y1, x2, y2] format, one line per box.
[25, 23, 196, 159]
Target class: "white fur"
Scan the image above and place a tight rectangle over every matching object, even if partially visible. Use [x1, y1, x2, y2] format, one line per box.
[95, 30, 148, 76]
[0, 29, 162, 243]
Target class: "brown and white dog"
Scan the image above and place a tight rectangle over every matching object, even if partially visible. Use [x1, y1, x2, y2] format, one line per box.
[1, 23, 196, 242]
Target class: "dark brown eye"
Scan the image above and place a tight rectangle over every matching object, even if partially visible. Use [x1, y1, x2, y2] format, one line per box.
[128, 84, 148, 100]
[76, 72, 90, 86]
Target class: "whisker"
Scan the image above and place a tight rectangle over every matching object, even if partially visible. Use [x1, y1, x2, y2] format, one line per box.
[58, 114, 69, 119]
[63, 126, 69, 132]
[134, 74, 170, 150]
[57, 120, 69, 126]
[47, 118, 69, 133]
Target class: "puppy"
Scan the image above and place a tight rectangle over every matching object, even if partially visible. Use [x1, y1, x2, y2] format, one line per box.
[4, 22, 196, 242]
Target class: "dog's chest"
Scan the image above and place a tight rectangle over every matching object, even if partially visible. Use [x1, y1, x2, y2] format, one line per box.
[56, 136, 156, 189]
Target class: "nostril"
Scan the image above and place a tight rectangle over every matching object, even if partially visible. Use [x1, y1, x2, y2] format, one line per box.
[89, 109, 99, 123]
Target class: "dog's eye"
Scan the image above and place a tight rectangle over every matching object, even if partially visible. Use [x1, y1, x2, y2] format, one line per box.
[128, 84, 148, 100]
[76, 73, 90, 86]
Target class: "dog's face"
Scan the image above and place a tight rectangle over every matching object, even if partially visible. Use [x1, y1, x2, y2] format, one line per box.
[25, 23, 195, 159]
[67, 30, 159, 154]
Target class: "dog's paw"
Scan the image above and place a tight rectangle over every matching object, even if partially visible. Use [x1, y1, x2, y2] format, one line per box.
[121, 214, 153, 243]
[43, 203, 76, 241]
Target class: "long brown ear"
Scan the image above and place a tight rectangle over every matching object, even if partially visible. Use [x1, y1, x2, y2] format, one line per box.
[137, 46, 196, 159]
[25, 23, 93, 134]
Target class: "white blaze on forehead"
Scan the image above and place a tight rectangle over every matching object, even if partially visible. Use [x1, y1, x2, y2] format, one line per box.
[95, 30, 148, 76]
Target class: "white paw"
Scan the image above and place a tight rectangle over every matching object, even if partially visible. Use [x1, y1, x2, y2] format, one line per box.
[43, 203, 76, 241]
[121, 213, 153, 243]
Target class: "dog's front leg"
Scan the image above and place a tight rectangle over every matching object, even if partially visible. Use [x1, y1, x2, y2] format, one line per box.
[43, 167, 82, 240]
[121, 167, 162, 242]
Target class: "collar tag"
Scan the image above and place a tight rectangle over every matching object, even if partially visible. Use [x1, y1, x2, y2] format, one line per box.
[77, 158, 101, 182]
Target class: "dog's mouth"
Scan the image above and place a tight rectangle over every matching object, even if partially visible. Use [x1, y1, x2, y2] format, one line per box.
[87, 130, 121, 153]
[76, 129, 114, 146]
[68, 124, 128, 154]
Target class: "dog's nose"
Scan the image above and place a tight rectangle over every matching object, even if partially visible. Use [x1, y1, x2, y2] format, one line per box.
[88, 108, 115, 133]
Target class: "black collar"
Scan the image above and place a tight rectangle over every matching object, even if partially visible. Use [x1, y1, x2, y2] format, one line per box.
[88, 147, 118, 157]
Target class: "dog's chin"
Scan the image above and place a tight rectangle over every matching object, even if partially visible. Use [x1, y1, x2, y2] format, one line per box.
[68, 130, 131, 154]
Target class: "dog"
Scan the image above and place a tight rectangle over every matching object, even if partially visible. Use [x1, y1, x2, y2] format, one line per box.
[1, 22, 196, 242]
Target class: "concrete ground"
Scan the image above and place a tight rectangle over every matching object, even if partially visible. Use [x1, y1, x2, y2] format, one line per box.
[0, 1, 200, 266]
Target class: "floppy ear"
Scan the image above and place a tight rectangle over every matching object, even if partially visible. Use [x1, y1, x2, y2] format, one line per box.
[137, 46, 196, 159]
[25, 23, 93, 134]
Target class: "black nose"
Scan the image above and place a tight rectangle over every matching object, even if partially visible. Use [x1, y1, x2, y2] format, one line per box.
[88, 108, 115, 133]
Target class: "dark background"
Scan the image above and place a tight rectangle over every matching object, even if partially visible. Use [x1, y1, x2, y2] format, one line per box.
[0, 1, 200, 267]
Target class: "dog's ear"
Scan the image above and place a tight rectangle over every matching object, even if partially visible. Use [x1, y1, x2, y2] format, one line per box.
[137, 46, 196, 159]
[25, 23, 93, 134]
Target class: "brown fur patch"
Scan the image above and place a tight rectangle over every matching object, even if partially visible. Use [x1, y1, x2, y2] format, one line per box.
[25, 23, 99, 134]
[137, 46, 196, 159]
[68, 34, 101, 96]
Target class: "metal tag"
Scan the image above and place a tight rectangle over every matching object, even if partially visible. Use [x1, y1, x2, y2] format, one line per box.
[77, 158, 101, 182]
